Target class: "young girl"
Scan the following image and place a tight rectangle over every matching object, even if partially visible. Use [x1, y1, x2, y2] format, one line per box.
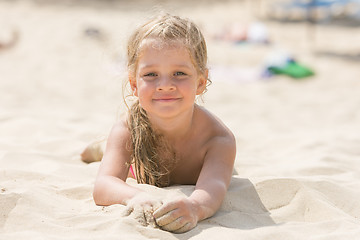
[82, 13, 236, 233]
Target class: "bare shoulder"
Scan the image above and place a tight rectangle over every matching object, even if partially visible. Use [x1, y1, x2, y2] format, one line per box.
[108, 118, 131, 140]
[106, 117, 133, 157]
[196, 105, 236, 165]
[195, 104, 236, 146]
[194, 105, 236, 188]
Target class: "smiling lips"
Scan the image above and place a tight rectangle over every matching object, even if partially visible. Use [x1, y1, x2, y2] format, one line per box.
[153, 97, 181, 102]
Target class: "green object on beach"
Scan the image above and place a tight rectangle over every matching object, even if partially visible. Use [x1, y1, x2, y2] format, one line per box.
[268, 61, 314, 79]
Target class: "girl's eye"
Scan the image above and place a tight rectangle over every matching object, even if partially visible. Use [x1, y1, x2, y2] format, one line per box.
[174, 72, 186, 76]
[144, 72, 157, 77]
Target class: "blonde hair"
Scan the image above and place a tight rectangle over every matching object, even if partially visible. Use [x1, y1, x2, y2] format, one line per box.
[126, 13, 209, 187]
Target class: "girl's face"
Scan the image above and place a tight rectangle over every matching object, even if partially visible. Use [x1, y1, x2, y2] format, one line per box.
[130, 39, 207, 120]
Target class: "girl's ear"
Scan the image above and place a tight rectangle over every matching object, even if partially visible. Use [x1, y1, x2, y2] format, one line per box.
[196, 69, 208, 95]
[129, 74, 138, 97]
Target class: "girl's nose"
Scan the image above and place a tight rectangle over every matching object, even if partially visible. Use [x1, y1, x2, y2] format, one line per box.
[156, 77, 175, 91]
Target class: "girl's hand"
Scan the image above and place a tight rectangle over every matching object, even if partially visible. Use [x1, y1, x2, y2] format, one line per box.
[153, 197, 199, 233]
[123, 192, 163, 227]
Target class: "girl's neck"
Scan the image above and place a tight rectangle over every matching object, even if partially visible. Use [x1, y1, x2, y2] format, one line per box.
[149, 105, 197, 142]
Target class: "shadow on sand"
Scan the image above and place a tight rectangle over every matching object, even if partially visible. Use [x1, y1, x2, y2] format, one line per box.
[174, 177, 277, 239]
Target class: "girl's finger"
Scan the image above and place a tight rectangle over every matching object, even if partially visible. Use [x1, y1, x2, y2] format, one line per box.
[154, 209, 179, 227]
[160, 216, 187, 232]
[173, 222, 193, 234]
[152, 200, 163, 212]
[153, 201, 177, 219]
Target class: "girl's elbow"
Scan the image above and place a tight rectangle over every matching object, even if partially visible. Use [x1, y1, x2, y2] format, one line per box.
[92, 179, 108, 206]
[93, 186, 103, 206]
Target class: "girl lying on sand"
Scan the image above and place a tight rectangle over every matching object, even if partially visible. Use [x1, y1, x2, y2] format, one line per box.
[81, 13, 236, 233]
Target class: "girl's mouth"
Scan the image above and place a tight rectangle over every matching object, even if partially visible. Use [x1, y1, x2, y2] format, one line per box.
[153, 97, 181, 102]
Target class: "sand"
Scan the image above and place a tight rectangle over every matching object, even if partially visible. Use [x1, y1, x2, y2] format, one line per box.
[1, 0, 360, 239]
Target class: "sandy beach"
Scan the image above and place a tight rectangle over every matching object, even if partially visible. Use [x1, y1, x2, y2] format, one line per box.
[1, 0, 360, 239]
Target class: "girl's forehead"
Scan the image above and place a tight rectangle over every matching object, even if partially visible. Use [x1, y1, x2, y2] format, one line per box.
[139, 38, 188, 53]
[136, 38, 198, 71]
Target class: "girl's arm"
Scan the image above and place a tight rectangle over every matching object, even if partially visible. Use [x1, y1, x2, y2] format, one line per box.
[189, 134, 236, 220]
[93, 121, 141, 205]
[153, 133, 236, 233]
[93, 121, 164, 226]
